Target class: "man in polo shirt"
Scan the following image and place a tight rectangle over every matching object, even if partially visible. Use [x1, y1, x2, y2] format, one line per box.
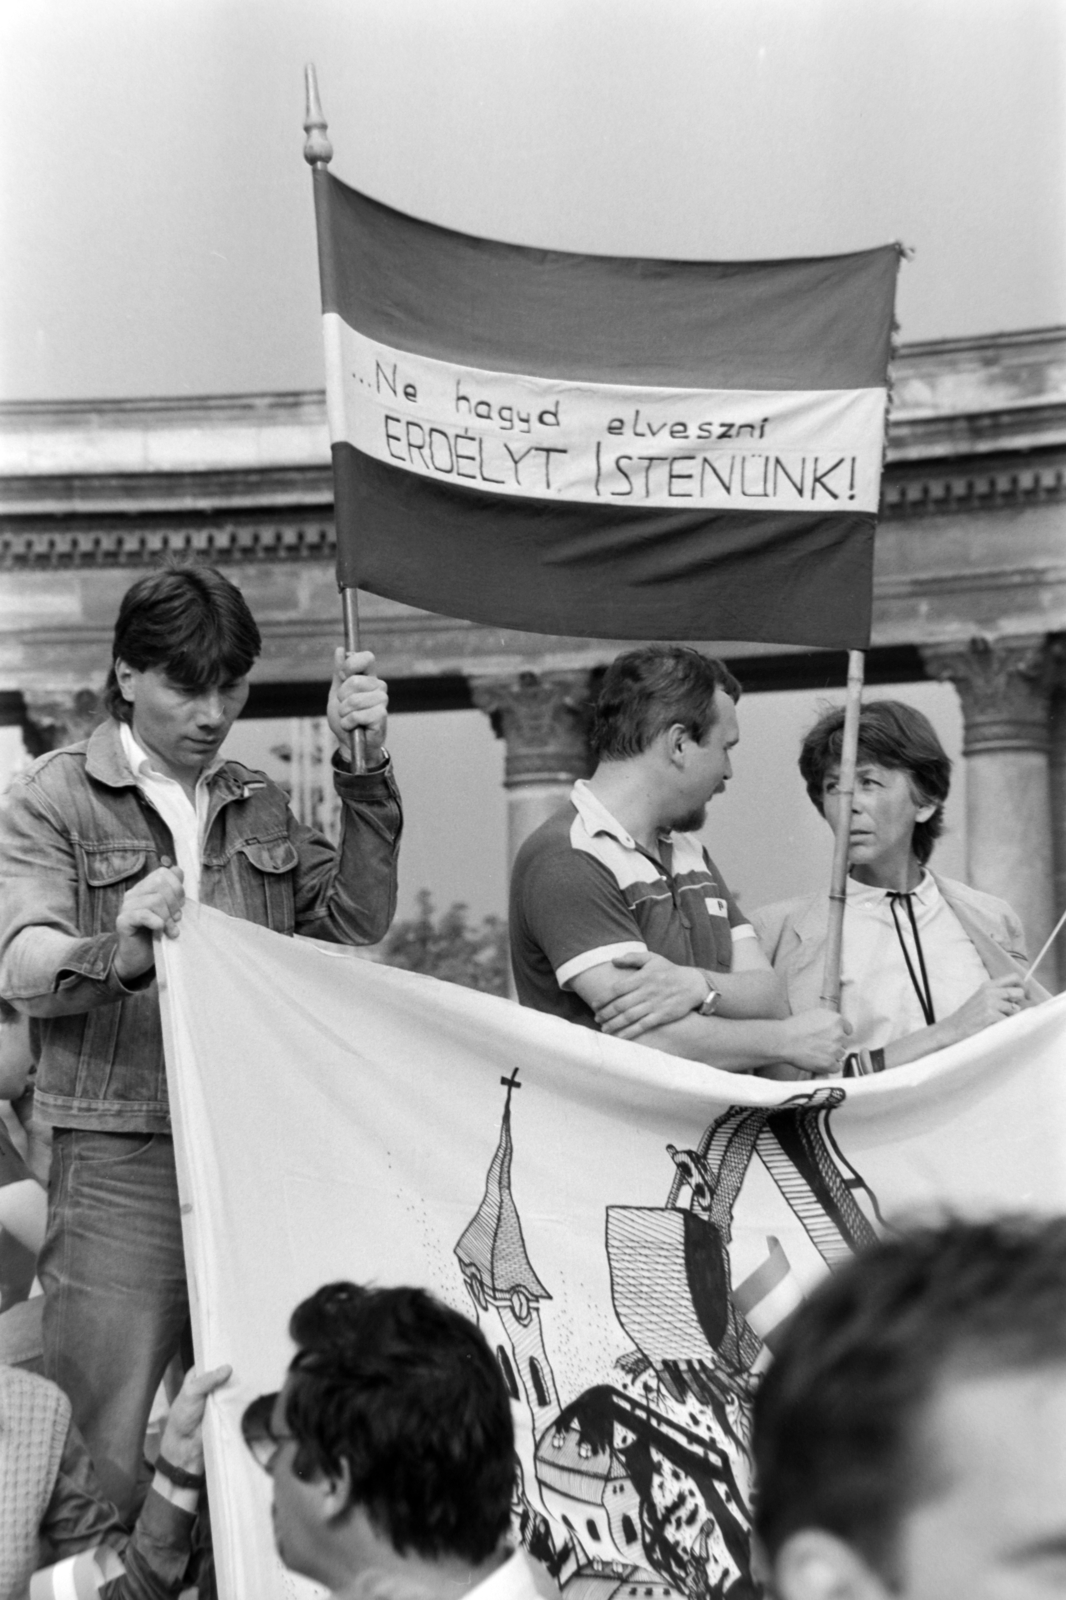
[509, 645, 847, 1075]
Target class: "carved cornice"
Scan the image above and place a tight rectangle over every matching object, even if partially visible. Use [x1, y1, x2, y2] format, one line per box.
[881, 454, 1066, 519]
[0, 465, 336, 517]
[0, 511, 337, 570]
[2, 329, 1066, 572]
[471, 671, 595, 787]
[887, 326, 1066, 461]
[2, 447, 1065, 573]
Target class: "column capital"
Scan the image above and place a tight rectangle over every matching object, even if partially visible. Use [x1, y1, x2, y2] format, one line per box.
[22, 688, 107, 754]
[920, 635, 1054, 756]
[471, 670, 595, 789]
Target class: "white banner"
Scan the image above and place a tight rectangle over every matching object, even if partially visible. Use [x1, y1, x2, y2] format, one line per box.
[159, 905, 1066, 1600]
[323, 315, 887, 511]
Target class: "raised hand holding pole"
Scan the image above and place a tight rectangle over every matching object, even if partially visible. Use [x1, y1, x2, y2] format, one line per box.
[304, 63, 367, 774]
[819, 648, 866, 1010]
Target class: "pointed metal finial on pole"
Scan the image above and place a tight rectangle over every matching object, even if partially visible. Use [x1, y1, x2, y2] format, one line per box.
[300, 70, 363, 774]
[303, 64, 365, 773]
[303, 64, 333, 168]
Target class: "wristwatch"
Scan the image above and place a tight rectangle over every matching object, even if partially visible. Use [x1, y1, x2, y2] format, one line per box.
[697, 980, 721, 1017]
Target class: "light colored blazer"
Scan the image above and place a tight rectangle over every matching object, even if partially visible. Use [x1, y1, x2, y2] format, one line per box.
[752, 872, 1051, 1018]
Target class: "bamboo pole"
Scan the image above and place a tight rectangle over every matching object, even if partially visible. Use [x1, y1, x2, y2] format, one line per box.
[304, 64, 367, 773]
[819, 649, 866, 1009]
[339, 586, 367, 774]
[1024, 905, 1066, 986]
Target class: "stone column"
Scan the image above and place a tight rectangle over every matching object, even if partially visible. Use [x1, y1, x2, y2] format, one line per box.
[1047, 637, 1066, 949]
[471, 670, 595, 878]
[921, 636, 1058, 990]
[22, 688, 107, 755]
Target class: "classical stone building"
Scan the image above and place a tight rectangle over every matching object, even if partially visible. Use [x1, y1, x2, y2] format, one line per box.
[2, 326, 1065, 986]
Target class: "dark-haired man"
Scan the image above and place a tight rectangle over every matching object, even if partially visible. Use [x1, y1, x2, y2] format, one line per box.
[509, 644, 846, 1074]
[0, 565, 402, 1518]
[242, 1283, 533, 1600]
[751, 1216, 1066, 1600]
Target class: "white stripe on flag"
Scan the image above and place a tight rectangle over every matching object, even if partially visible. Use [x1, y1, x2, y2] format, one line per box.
[324, 315, 887, 511]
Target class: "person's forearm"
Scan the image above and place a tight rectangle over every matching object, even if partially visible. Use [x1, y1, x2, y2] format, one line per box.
[108, 1486, 196, 1600]
[1, 927, 151, 1016]
[0, 791, 135, 1014]
[709, 968, 789, 1021]
[628, 1013, 793, 1072]
[293, 762, 403, 944]
[764, 1017, 972, 1077]
[881, 1012, 974, 1070]
[756, 1061, 807, 1081]
[880, 1028, 938, 1070]
[870, 998, 998, 1075]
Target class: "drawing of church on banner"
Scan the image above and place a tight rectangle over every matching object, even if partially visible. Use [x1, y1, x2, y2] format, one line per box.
[454, 1075, 887, 1600]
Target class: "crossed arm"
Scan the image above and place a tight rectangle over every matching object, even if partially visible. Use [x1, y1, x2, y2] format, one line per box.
[570, 940, 848, 1075]
[593, 936, 787, 1034]
[596, 959, 1023, 1079]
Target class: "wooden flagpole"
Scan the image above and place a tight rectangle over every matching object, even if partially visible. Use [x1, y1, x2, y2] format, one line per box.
[304, 64, 367, 774]
[819, 648, 866, 1010]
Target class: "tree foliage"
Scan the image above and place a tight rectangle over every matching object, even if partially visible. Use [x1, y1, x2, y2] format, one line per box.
[379, 890, 509, 996]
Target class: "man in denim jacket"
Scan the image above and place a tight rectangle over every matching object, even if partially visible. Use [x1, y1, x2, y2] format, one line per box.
[0, 565, 402, 1520]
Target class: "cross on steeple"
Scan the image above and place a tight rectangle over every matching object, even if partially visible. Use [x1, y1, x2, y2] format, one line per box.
[500, 1068, 522, 1109]
[455, 1063, 550, 1305]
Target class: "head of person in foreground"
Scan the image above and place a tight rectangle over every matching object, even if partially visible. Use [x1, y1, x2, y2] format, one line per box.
[242, 1282, 516, 1598]
[799, 700, 950, 893]
[751, 1215, 1066, 1600]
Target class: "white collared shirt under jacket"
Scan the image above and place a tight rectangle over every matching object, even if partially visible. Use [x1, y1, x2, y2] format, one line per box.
[836, 869, 989, 1049]
[752, 868, 1037, 1056]
[119, 721, 222, 901]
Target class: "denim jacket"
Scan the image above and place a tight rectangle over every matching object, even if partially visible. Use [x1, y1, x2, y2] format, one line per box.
[0, 718, 402, 1132]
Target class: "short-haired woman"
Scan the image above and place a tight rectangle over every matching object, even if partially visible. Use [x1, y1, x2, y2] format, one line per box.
[754, 700, 1047, 1075]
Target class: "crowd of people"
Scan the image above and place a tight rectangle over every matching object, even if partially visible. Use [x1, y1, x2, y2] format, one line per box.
[10, 1225, 1066, 1600]
[0, 562, 1054, 1598]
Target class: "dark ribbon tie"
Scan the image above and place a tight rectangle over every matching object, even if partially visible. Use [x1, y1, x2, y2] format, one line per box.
[887, 890, 936, 1026]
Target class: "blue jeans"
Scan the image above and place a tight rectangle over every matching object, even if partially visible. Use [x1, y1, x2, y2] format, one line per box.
[39, 1130, 189, 1521]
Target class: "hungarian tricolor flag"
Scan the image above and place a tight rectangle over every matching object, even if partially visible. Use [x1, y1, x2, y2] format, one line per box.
[313, 168, 900, 647]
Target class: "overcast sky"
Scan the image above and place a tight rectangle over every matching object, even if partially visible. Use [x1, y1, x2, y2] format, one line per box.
[3, 0, 1064, 400]
[1, 0, 1060, 920]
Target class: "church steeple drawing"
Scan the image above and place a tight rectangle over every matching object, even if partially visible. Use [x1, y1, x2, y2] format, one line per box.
[452, 1068, 886, 1600]
[455, 1069, 561, 1444]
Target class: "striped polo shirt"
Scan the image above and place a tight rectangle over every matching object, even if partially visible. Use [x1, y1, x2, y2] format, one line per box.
[510, 780, 754, 1028]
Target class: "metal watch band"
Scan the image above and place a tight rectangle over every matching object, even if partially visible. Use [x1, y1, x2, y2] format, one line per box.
[697, 981, 721, 1017]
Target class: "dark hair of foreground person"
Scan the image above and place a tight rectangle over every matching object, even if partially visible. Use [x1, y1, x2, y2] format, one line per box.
[752, 1215, 1066, 1583]
[266, 1282, 516, 1564]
